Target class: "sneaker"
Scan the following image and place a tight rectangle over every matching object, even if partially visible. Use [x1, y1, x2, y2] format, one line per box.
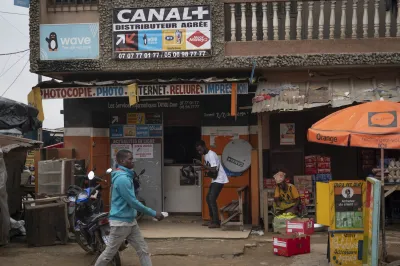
[208, 223, 221, 229]
[202, 221, 210, 227]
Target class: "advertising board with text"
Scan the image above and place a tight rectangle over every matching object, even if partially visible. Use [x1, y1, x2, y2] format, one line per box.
[112, 6, 211, 59]
[40, 24, 99, 60]
[40, 83, 248, 99]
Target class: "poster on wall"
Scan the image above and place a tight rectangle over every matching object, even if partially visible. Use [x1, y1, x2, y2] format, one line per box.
[334, 182, 363, 229]
[40, 23, 99, 60]
[133, 144, 154, 159]
[112, 5, 211, 60]
[111, 144, 132, 167]
[329, 232, 364, 266]
[127, 113, 145, 124]
[280, 123, 295, 145]
[124, 125, 136, 137]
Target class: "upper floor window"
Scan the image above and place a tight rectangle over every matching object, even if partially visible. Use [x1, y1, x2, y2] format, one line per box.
[47, 0, 98, 11]
[52, 0, 98, 4]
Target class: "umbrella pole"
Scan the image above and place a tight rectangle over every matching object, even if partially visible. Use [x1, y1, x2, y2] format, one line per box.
[381, 148, 387, 262]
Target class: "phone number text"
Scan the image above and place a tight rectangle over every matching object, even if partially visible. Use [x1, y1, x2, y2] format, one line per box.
[115, 50, 211, 60]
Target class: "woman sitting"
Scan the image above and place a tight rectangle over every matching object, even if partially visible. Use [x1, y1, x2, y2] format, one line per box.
[272, 169, 301, 215]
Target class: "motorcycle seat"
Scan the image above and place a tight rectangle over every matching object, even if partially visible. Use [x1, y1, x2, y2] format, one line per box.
[88, 212, 109, 223]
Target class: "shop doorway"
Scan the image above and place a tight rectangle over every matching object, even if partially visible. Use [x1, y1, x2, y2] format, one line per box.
[164, 126, 202, 213]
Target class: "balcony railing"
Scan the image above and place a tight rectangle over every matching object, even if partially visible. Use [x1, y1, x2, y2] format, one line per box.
[224, 0, 400, 41]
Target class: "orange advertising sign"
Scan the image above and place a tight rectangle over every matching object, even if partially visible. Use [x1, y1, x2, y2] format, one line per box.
[350, 133, 400, 149]
[307, 129, 349, 146]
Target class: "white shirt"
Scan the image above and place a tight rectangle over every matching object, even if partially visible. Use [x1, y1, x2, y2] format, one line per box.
[204, 150, 229, 184]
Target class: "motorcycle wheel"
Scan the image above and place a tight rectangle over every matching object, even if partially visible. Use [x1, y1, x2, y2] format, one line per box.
[75, 230, 95, 254]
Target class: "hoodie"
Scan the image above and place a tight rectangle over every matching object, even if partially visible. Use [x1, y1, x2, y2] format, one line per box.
[109, 165, 156, 223]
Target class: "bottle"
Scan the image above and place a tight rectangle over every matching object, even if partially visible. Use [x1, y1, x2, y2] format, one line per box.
[143, 34, 148, 46]
[175, 30, 182, 44]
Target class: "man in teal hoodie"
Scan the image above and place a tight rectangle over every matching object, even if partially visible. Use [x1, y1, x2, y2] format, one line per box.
[95, 150, 164, 266]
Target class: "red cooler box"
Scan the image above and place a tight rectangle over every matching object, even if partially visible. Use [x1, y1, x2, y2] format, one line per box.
[286, 218, 314, 235]
[273, 235, 311, 257]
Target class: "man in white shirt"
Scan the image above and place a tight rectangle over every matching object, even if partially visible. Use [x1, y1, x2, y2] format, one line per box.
[195, 140, 229, 228]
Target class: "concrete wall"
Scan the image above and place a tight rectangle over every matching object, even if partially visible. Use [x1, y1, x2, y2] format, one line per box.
[29, 0, 400, 77]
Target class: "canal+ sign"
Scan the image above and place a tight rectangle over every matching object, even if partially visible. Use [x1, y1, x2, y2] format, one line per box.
[40, 83, 248, 99]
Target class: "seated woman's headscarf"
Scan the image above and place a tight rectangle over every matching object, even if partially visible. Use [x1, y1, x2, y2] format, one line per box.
[273, 171, 285, 184]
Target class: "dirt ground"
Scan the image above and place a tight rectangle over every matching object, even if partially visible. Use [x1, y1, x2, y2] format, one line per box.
[0, 234, 328, 266]
[1, 232, 400, 266]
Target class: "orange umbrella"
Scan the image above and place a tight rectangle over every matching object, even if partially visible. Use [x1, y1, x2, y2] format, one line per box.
[308, 100, 400, 149]
[307, 100, 400, 262]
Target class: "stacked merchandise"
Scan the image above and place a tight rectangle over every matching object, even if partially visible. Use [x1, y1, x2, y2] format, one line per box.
[305, 155, 332, 185]
[360, 149, 375, 172]
[294, 175, 314, 218]
[294, 175, 313, 205]
[372, 157, 400, 184]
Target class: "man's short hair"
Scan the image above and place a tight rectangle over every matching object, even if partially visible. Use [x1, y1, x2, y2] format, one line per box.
[195, 140, 206, 147]
[116, 149, 132, 162]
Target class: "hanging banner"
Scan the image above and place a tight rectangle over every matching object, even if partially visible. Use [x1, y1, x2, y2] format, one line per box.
[40, 83, 248, 99]
[27, 87, 44, 122]
[112, 5, 211, 60]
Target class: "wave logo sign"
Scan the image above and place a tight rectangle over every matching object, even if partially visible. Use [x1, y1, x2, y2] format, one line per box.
[187, 31, 209, 47]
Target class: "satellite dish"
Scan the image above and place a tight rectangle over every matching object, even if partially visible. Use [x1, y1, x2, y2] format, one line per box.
[222, 139, 252, 173]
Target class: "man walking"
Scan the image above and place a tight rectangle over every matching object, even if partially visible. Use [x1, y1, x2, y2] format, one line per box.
[95, 150, 164, 266]
[195, 140, 229, 228]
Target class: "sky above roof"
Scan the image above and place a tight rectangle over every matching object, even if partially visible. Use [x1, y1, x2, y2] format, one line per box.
[0, 1, 63, 129]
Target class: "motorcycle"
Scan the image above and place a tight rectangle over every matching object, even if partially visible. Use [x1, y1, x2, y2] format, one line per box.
[72, 169, 126, 265]
[133, 169, 146, 221]
[66, 165, 104, 248]
[68, 168, 127, 258]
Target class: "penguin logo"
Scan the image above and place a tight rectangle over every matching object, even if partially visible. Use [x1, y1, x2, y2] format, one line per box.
[45, 32, 58, 52]
[143, 34, 148, 46]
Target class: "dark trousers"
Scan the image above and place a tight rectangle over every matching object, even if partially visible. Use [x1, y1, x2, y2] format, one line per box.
[206, 183, 224, 224]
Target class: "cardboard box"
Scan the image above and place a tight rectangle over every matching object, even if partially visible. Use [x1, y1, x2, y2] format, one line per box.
[294, 175, 313, 191]
[304, 155, 317, 163]
[317, 156, 331, 162]
[305, 168, 317, 175]
[298, 189, 311, 205]
[317, 162, 331, 169]
[273, 235, 311, 257]
[286, 218, 314, 235]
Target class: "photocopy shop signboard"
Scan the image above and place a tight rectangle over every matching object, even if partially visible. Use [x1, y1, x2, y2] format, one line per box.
[112, 5, 211, 59]
[40, 83, 248, 99]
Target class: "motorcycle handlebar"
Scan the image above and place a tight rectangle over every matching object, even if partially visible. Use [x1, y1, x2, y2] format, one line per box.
[90, 184, 102, 195]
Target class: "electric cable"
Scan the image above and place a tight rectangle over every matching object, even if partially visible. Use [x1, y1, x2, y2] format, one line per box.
[0, 51, 29, 79]
[0, 14, 28, 37]
[0, 49, 29, 56]
[0, 55, 11, 76]
[0, 11, 28, 16]
[1, 59, 29, 97]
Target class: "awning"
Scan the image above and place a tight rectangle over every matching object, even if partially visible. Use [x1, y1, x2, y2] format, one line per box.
[252, 78, 400, 113]
[0, 135, 42, 153]
[36, 77, 250, 88]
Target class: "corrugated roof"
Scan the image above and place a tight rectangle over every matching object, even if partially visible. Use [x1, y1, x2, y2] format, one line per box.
[252, 78, 400, 113]
[37, 77, 250, 88]
[0, 135, 42, 153]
